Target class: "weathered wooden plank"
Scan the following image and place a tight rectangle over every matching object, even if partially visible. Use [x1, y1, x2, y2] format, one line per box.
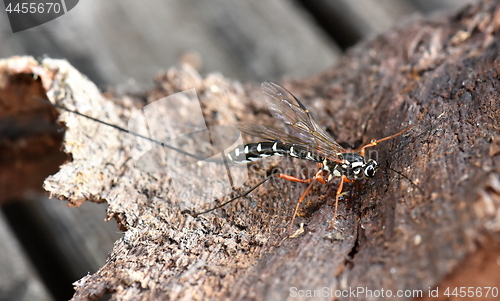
[0, 211, 54, 301]
[410, 0, 480, 13]
[300, 0, 417, 45]
[0, 0, 478, 88]
[296, 0, 481, 49]
[0, 0, 340, 88]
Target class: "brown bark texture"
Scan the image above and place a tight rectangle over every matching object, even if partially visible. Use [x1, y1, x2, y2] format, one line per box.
[2, 1, 500, 300]
[0, 57, 66, 203]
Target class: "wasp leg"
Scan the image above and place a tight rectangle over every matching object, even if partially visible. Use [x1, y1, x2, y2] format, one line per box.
[328, 175, 355, 230]
[278, 168, 326, 238]
[278, 173, 315, 183]
[288, 180, 316, 238]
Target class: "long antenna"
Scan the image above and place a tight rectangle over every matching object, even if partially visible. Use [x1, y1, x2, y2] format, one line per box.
[37, 96, 269, 216]
[39, 96, 462, 218]
[384, 109, 461, 162]
[379, 109, 461, 191]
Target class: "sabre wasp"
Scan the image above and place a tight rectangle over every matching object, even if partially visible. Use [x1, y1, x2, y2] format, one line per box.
[195, 82, 411, 235]
[37, 82, 411, 237]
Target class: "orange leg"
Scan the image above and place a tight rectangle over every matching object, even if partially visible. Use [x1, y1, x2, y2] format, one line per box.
[316, 163, 327, 184]
[279, 168, 326, 238]
[278, 173, 314, 183]
[288, 180, 316, 237]
[354, 125, 413, 156]
[328, 175, 355, 230]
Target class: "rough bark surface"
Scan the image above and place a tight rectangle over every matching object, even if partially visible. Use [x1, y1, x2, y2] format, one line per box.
[4, 1, 500, 300]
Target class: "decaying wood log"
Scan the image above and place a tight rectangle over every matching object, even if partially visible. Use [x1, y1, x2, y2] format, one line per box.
[0, 58, 66, 204]
[2, 0, 500, 300]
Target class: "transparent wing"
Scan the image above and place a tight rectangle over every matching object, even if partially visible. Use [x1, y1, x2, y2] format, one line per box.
[237, 82, 347, 160]
[237, 123, 310, 144]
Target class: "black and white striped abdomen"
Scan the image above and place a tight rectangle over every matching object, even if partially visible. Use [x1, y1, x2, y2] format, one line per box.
[226, 141, 323, 164]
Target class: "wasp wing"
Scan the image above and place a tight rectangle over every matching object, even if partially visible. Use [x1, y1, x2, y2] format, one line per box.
[237, 123, 313, 145]
[253, 81, 347, 159]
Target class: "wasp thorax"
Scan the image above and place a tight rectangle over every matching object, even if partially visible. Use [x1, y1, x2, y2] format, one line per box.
[339, 153, 378, 181]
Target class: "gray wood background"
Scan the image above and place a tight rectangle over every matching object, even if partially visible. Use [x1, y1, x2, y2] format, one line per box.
[0, 0, 478, 300]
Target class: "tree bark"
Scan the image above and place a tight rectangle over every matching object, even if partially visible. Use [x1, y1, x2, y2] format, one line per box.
[3, 1, 500, 300]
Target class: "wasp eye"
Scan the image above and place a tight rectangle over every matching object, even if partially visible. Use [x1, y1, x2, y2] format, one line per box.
[365, 166, 375, 178]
